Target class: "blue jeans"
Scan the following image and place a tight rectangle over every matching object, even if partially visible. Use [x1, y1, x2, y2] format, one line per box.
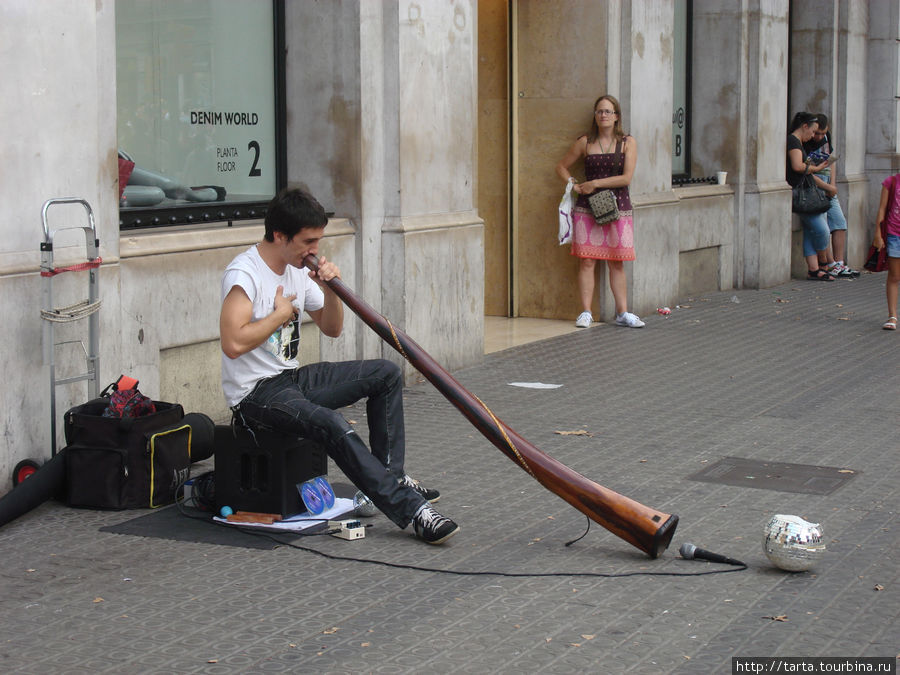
[237, 359, 425, 527]
[798, 211, 830, 258]
[887, 234, 900, 258]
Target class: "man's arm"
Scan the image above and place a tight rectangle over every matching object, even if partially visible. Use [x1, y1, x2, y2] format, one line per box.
[305, 256, 343, 338]
[220, 284, 297, 359]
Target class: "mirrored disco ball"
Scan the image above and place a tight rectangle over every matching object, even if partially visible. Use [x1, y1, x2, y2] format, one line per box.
[353, 490, 378, 517]
[763, 514, 825, 572]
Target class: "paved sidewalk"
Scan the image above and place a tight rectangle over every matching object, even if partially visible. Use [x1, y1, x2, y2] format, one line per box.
[0, 272, 897, 674]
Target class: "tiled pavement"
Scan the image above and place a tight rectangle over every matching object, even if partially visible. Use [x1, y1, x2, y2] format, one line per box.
[0, 272, 897, 673]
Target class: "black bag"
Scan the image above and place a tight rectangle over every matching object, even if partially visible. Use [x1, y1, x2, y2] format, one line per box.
[63, 397, 190, 509]
[791, 174, 830, 214]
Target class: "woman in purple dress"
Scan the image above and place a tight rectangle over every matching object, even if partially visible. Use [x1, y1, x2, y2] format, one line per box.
[556, 95, 644, 328]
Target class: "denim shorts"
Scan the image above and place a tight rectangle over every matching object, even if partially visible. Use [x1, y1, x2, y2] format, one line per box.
[825, 197, 847, 232]
[887, 233, 900, 258]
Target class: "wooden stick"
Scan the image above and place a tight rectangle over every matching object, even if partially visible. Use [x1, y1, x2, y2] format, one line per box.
[303, 254, 678, 558]
[227, 512, 283, 524]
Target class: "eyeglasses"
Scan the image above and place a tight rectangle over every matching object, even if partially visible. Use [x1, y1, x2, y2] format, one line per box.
[595, 109, 617, 117]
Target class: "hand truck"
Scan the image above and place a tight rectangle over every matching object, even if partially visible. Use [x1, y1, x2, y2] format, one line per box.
[12, 198, 102, 486]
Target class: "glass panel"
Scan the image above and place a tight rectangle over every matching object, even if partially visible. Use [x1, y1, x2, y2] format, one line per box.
[672, 0, 688, 176]
[116, 0, 276, 224]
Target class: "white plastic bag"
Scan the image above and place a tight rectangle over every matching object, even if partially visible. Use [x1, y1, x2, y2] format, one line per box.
[558, 181, 575, 245]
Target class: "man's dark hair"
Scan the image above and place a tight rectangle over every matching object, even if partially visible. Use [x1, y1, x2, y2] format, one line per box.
[804, 113, 832, 154]
[264, 187, 328, 242]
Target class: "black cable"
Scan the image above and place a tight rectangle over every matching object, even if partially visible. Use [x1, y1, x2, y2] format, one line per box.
[174, 470, 216, 520]
[192, 472, 216, 510]
[174, 475, 747, 578]
[564, 516, 591, 546]
[222, 521, 343, 538]
[231, 525, 748, 578]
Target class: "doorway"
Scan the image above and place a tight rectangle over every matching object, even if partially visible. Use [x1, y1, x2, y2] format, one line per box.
[477, 0, 608, 320]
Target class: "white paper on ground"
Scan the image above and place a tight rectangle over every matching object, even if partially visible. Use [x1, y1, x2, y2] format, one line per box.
[507, 382, 563, 389]
[213, 497, 356, 531]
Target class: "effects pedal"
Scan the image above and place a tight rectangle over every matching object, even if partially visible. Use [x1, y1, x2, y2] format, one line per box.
[329, 519, 365, 540]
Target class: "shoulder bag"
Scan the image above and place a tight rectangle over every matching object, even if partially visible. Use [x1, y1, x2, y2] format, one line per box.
[864, 176, 894, 273]
[863, 229, 888, 273]
[588, 189, 619, 225]
[587, 139, 622, 225]
[791, 173, 830, 215]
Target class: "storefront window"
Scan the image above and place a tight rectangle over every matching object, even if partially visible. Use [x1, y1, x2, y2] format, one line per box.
[671, 0, 690, 179]
[116, 0, 284, 228]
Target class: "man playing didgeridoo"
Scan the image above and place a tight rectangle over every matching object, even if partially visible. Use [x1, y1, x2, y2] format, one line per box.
[219, 187, 459, 544]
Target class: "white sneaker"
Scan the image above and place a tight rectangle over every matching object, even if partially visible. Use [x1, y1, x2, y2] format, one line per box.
[575, 311, 593, 328]
[615, 311, 645, 328]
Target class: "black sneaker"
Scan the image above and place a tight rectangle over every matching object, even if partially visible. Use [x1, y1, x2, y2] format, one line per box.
[399, 474, 440, 503]
[412, 504, 459, 545]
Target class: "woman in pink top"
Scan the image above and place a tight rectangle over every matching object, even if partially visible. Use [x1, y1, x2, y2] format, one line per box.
[874, 174, 900, 330]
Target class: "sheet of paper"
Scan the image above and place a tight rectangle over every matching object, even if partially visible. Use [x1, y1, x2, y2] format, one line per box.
[213, 497, 356, 531]
[507, 382, 563, 389]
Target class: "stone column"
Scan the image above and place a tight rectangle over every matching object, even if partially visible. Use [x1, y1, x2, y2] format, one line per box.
[689, 1, 746, 290]
[285, 0, 364, 360]
[358, 0, 399, 359]
[286, 1, 483, 376]
[738, 1, 792, 288]
[690, 0, 790, 289]
[615, 1, 681, 314]
[0, 0, 123, 460]
[866, 1, 900, 223]
[381, 0, 484, 375]
[833, 1, 869, 265]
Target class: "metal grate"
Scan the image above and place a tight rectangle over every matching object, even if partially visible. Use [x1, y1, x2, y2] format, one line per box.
[686, 456, 859, 495]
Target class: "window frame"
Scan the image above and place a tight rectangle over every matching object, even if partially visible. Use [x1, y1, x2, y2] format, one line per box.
[672, 0, 693, 185]
[117, 0, 287, 230]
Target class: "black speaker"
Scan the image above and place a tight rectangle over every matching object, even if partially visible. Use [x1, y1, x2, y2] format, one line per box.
[214, 424, 327, 517]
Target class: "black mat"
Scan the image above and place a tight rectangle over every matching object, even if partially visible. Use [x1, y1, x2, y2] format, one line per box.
[99, 504, 298, 549]
[686, 456, 858, 495]
[100, 483, 358, 550]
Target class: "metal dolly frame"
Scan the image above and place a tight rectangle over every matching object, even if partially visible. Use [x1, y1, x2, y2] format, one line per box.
[16, 198, 103, 485]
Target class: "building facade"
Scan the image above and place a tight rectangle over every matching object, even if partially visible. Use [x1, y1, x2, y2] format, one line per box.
[0, 0, 895, 490]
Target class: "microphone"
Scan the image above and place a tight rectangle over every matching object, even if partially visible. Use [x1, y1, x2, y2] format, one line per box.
[679, 542, 746, 567]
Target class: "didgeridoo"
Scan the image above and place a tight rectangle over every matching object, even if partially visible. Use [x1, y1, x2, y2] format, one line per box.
[304, 254, 678, 557]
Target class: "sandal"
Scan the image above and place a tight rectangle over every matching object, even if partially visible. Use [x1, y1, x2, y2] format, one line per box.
[807, 270, 835, 281]
[883, 316, 898, 331]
